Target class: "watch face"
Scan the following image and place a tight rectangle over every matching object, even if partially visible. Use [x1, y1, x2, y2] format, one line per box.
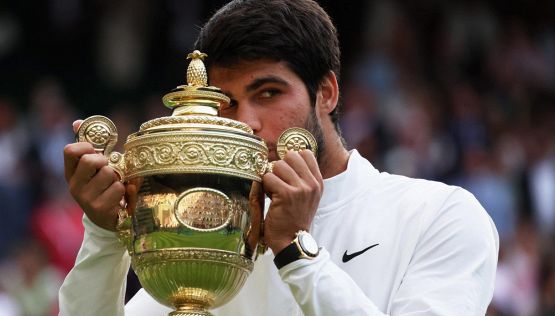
[299, 233, 319, 256]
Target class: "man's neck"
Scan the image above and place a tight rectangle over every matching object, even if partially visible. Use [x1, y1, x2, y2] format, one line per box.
[319, 132, 350, 179]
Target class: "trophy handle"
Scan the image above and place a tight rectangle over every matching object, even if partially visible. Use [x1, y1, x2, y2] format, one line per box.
[76, 115, 125, 179]
[76, 115, 132, 252]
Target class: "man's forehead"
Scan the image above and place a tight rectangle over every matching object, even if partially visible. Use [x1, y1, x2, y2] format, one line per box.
[208, 60, 294, 90]
[209, 60, 289, 77]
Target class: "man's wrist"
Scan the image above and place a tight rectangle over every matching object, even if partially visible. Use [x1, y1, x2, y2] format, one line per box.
[273, 231, 320, 269]
[268, 239, 293, 255]
[82, 214, 119, 238]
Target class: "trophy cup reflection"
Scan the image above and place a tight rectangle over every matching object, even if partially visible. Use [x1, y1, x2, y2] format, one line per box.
[76, 51, 317, 316]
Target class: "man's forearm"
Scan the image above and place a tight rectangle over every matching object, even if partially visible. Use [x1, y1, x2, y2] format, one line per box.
[59, 215, 130, 316]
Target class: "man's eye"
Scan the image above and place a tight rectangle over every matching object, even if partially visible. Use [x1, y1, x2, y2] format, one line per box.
[259, 89, 280, 98]
[222, 99, 238, 111]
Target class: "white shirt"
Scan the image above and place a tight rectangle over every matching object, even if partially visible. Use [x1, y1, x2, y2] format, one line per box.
[59, 150, 499, 315]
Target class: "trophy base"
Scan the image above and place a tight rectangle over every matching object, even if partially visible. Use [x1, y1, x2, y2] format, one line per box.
[169, 305, 212, 316]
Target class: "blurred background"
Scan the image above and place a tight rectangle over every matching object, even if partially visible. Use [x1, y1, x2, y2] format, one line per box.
[0, 0, 553, 315]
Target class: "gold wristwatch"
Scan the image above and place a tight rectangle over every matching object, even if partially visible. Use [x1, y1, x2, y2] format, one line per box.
[274, 230, 320, 269]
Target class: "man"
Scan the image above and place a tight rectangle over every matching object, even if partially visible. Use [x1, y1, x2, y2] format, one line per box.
[60, 0, 499, 315]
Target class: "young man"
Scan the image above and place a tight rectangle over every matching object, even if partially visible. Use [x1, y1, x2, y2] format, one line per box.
[60, 0, 499, 315]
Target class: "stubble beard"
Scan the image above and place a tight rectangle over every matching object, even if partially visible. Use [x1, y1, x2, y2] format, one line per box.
[266, 109, 325, 164]
[303, 108, 326, 165]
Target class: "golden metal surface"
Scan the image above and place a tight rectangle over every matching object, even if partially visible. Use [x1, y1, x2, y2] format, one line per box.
[174, 188, 232, 232]
[76, 115, 118, 155]
[162, 88, 229, 112]
[139, 116, 253, 134]
[132, 248, 253, 314]
[75, 51, 316, 316]
[186, 50, 208, 87]
[123, 130, 267, 182]
[276, 127, 318, 160]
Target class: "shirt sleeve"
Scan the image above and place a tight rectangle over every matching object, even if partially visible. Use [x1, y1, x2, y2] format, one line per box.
[59, 215, 131, 316]
[279, 188, 499, 316]
[279, 248, 386, 315]
[390, 188, 499, 315]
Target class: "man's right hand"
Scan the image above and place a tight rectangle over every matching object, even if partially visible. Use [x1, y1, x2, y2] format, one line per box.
[63, 120, 125, 231]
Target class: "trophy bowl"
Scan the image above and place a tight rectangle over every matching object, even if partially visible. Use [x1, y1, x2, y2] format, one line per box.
[76, 51, 316, 316]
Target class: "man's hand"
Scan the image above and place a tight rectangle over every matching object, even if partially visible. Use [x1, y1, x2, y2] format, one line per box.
[262, 149, 323, 254]
[63, 120, 125, 231]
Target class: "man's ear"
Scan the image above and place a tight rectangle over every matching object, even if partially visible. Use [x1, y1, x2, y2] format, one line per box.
[316, 71, 339, 116]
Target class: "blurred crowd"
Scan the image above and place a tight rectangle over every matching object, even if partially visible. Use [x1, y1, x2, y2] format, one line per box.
[0, 1, 553, 315]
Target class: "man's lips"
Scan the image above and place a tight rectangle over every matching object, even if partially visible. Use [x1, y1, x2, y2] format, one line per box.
[265, 144, 279, 162]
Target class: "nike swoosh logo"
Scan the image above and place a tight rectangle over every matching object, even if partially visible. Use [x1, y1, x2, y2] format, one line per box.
[342, 243, 379, 263]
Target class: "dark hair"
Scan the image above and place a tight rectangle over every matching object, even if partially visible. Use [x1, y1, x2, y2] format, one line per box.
[195, 0, 341, 129]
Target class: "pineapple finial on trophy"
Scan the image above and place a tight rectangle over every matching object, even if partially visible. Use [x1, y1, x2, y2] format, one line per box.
[186, 50, 208, 87]
[161, 50, 230, 116]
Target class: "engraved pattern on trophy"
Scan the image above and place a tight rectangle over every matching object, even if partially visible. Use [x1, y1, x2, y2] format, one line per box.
[134, 248, 253, 270]
[174, 188, 233, 232]
[76, 115, 118, 155]
[140, 116, 253, 134]
[76, 115, 126, 179]
[124, 135, 268, 181]
[276, 127, 318, 160]
[85, 123, 109, 145]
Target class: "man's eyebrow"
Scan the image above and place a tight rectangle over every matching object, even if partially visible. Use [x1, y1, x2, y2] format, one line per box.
[246, 76, 289, 92]
[219, 76, 289, 99]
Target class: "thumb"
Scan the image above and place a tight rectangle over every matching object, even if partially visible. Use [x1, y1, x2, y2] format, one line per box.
[72, 119, 83, 134]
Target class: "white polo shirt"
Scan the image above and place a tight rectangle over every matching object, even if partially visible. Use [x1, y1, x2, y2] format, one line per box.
[59, 150, 499, 315]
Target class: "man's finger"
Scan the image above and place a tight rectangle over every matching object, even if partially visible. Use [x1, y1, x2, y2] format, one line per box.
[299, 149, 323, 186]
[282, 151, 314, 183]
[64, 142, 96, 182]
[81, 165, 119, 201]
[262, 172, 292, 197]
[271, 160, 302, 187]
[87, 181, 124, 231]
[96, 181, 126, 212]
[70, 153, 108, 190]
[73, 119, 83, 134]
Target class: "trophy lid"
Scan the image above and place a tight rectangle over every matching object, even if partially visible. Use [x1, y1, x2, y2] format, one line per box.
[136, 50, 254, 135]
[122, 51, 268, 181]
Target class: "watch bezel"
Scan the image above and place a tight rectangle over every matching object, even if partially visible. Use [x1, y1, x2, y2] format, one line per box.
[294, 230, 320, 258]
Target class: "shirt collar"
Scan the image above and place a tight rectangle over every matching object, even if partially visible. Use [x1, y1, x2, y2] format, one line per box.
[318, 149, 379, 211]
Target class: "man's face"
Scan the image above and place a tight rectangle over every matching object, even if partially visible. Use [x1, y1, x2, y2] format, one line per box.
[209, 60, 323, 161]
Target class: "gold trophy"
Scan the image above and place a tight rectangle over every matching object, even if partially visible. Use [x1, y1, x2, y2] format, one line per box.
[76, 51, 317, 316]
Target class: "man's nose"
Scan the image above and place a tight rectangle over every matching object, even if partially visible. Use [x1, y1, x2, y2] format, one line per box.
[235, 102, 261, 133]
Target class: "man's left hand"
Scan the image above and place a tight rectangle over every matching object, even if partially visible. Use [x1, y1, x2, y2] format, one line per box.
[262, 149, 323, 254]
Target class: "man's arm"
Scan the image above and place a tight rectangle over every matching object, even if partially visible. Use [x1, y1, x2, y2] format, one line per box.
[59, 215, 130, 315]
[60, 120, 130, 315]
[389, 188, 498, 314]
[63, 120, 125, 232]
[278, 188, 498, 315]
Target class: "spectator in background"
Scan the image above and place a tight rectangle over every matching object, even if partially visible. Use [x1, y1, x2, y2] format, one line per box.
[30, 196, 84, 275]
[0, 239, 63, 316]
[539, 251, 555, 315]
[27, 78, 76, 199]
[25, 79, 86, 274]
[0, 287, 20, 316]
[493, 220, 541, 316]
[526, 125, 555, 236]
[0, 97, 32, 258]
